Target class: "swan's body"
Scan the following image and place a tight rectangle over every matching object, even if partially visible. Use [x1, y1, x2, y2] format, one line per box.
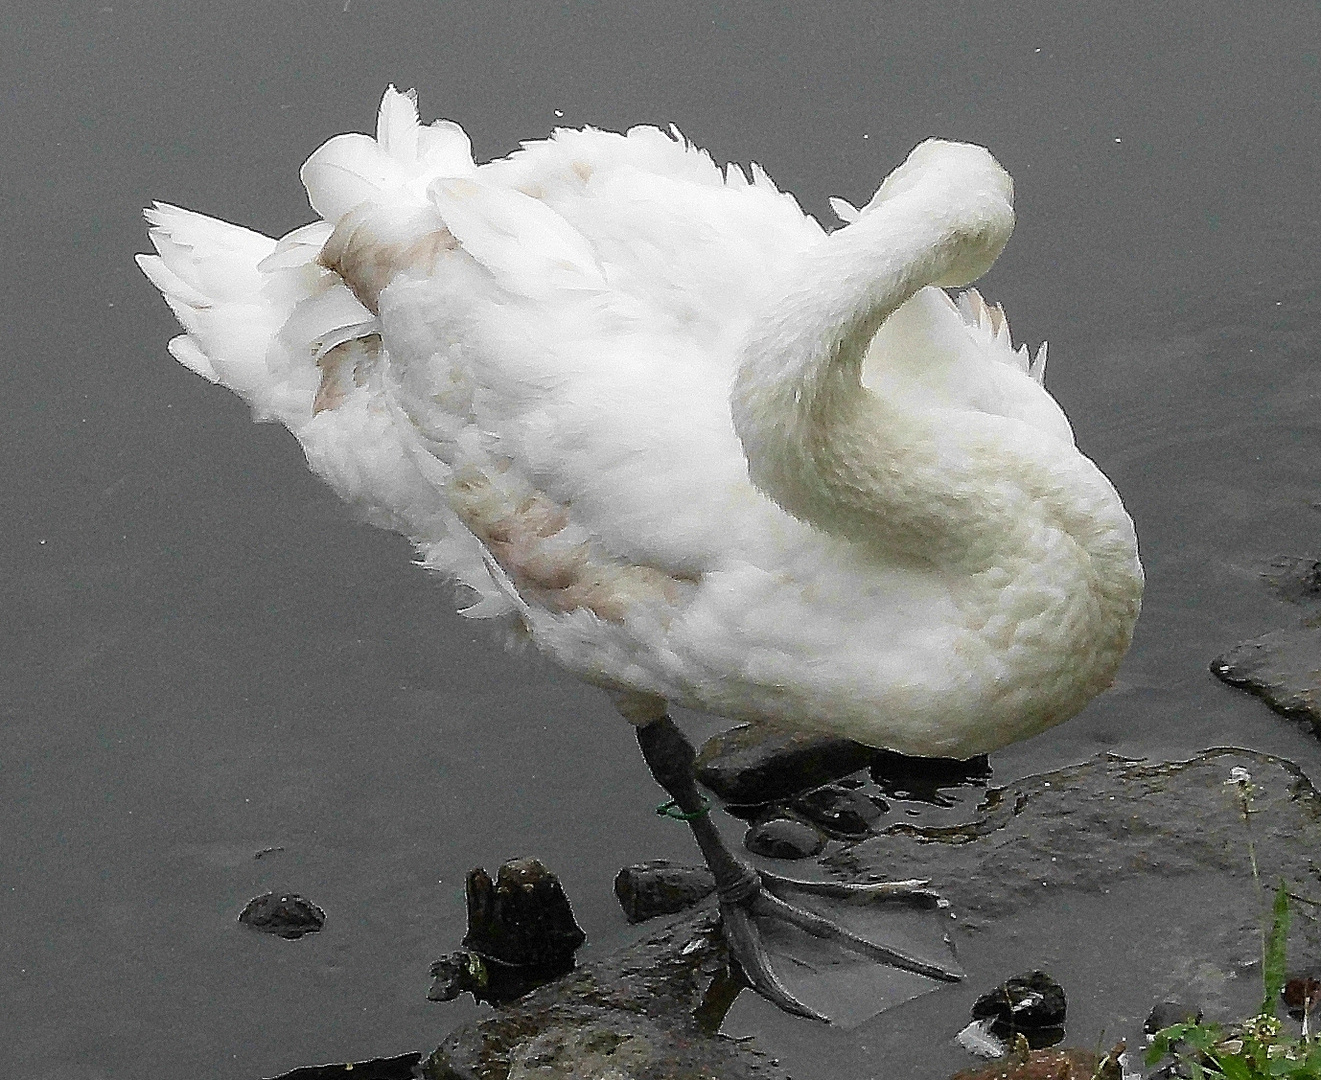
[140, 88, 1142, 1020]
[138, 88, 1141, 763]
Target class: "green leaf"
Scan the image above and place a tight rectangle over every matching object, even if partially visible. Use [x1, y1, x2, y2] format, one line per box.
[1148, 1025, 1189, 1066]
[1263, 881, 1292, 1017]
[1217, 1052, 1256, 1080]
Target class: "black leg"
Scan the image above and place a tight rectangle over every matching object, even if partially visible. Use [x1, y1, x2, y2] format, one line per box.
[635, 716, 758, 902]
[633, 711, 962, 1022]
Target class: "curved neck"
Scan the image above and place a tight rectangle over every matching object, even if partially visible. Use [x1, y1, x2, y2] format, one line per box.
[730, 160, 1017, 565]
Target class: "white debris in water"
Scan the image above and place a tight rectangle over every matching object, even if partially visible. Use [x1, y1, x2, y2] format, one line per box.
[955, 1019, 1007, 1059]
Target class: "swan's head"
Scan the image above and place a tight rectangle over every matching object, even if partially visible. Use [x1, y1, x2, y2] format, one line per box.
[863, 139, 1015, 289]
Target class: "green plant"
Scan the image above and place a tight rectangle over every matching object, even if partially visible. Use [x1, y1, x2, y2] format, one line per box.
[1144, 767, 1320, 1078]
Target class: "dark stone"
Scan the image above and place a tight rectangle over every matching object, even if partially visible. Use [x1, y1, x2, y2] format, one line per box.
[427, 951, 486, 1003]
[971, 971, 1067, 1040]
[790, 784, 885, 838]
[1211, 626, 1321, 730]
[870, 749, 992, 806]
[1143, 1000, 1203, 1034]
[261, 1052, 422, 1080]
[993, 970, 1065, 1027]
[237, 892, 325, 939]
[461, 858, 585, 970]
[613, 859, 716, 923]
[694, 724, 877, 805]
[743, 816, 826, 859]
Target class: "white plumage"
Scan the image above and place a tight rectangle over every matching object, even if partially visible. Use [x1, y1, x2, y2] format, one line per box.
[138, 86, 1142, 761]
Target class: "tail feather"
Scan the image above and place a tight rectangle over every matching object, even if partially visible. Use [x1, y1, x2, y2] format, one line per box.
[300, 84, 475, 221]
[136, 202, 298, 419]
[135, 87, 527, 623]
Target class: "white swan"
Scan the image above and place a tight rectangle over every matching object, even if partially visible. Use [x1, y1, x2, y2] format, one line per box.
[137, 87, 1142, 1020]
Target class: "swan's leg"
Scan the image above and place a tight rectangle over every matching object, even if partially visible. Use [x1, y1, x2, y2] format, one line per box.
[629, 707, 960, 1023]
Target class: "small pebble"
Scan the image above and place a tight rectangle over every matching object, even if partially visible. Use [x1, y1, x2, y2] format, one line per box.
[743, 817, 826, 859]
[237, 892, 325, 939]
[791, 784, 885, 838]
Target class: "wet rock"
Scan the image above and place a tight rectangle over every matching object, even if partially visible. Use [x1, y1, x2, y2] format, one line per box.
[238, 892, 326, 939]
[971, 970, 1066, 1048]
[428, 950, 488, 1003]
[428, 947, 572, 1007]
[423, 911, 785, 1080]
[744, 816, 826, 859]
[871, 749, 992, 806]
[1143, 1000, 1203, 1035]
[613, 860, 716, 924]
[1211, 626, 1321, 729]
[262, 1052, 422, 1080]
[790, 784, 885, 838]
[429, 859, 585, 1006]
[694, 724, 876, 805]
[462, 858, 585, 970]
[829, 748, 1321, 932]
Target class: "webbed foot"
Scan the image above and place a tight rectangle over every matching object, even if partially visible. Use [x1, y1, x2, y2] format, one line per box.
[721, 871, 960, 1022]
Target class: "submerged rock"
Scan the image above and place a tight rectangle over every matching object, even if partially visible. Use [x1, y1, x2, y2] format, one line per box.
[744, 816, 826, 859]
[694, 725, 876, 805]
[238, 892, 326, 939]
[1261, 554, 1321, 606]
[1212, 627, 1321, 730]
[791, 783, 885, 838]
[262, 1052, 422, 1080]
[1143, 1000, 1203, 1035]
[613, 860, 716, 923]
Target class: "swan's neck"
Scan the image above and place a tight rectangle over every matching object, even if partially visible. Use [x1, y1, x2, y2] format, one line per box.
[729, 167, 1135, 589]
[731, 189, 1016, 567]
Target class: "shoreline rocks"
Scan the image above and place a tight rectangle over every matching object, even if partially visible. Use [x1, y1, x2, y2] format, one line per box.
[422, 747, 1321, 1079]
[1211, 552, 1321, 733]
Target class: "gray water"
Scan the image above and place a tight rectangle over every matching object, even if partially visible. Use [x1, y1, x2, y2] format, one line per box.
[4, 2, 1319, 1077]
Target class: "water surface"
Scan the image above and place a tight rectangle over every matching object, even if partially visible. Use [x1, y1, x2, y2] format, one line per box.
[4, 2, 1319, 1076]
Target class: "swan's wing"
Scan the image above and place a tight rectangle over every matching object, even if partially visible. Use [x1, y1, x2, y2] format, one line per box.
[474, 123, 825, 337]
[311, 95, 830, 580]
